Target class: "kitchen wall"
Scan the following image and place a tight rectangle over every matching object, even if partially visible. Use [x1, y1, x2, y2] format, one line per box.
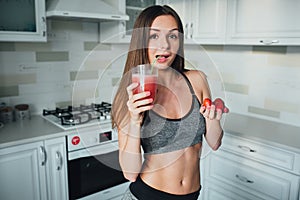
[185, 44, 300, 127]
[0, 20, 299, 127]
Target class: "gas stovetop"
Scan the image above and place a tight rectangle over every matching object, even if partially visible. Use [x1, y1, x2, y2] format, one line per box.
[42, 102, 112, 130]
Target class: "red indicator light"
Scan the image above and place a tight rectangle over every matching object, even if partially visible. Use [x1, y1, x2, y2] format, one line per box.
[71, 136, 80, 145]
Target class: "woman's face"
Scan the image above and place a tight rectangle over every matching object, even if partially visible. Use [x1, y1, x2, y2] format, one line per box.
[147, 15, 180, 69]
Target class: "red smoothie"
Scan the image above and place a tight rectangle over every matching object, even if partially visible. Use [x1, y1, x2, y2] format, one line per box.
[132, 74, 157, 101]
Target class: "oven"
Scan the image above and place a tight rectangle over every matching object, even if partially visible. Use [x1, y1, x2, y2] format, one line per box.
[66, 124, 128, 200]
[42, 102, 128, 199]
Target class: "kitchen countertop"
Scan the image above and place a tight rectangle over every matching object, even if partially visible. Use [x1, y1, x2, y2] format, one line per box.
[0, 113, 300, 151]
[224, 113, 300, 151]
[0, 115, 64, 149]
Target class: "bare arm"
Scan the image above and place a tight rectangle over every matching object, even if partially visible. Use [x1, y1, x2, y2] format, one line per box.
[118, 120, 142, 181]
[185, 70, 224, 150]
[117, 82, 153, 181]
[201, 111, 223, 150]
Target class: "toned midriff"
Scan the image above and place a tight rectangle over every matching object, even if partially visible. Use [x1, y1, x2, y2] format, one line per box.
[140, 142, 202, 195]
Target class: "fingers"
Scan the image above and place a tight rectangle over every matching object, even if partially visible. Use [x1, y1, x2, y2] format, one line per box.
[126, 83, 154, 120]
[215, 109, 222, 120]
[208, 105, 216, 119]
[127, 83, 152, 105]
[127, 82, 138, 98]
[127, 97, 153, 112]
[200, 104, 223, 120]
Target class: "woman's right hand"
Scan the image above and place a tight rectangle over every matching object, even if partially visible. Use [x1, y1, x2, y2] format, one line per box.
[126, 82, 154, 123]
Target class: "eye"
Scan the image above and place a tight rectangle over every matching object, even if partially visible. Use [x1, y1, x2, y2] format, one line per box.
[149, 33, 159, 40]
[168, 33, 178, 39]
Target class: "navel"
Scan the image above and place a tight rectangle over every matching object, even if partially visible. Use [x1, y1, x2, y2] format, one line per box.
[179, 179, 184, 186]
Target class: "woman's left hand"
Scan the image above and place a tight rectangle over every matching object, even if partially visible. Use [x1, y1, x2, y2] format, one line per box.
[200, 104, 223, 121]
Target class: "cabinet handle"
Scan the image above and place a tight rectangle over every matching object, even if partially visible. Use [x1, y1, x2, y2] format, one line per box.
[259, 40, 279, 45]
[121, 21, 126, 38]
[55, 151, 63, 171]
[185, 23, 189, 39]
[235, 174, 254, 184]
[238, 145, 256, 152]
[190, 23, 193, 39]
[41, 17, 46, 37]
[40, 146, 47, 166]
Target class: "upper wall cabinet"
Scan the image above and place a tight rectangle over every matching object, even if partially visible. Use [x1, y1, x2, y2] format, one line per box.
[226, 0, 300, 46]
[193, 0, 227, 44]
[164, 0, 227, 45]
[0, 0, 47, 42]
[100, 0, 158, 43]
[162, 0, 193, 39]
[101, 0, 227, 45]
[100, 0, 300, 46]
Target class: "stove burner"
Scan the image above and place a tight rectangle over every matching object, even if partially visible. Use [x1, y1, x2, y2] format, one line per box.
[43, 102, 112, 126]
[61, 112, 92, 125]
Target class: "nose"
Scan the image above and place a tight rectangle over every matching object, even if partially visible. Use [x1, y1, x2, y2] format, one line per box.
[159, 36, 170, 50]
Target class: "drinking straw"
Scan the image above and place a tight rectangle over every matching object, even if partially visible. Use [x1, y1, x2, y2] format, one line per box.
[151, 56, 160, 73]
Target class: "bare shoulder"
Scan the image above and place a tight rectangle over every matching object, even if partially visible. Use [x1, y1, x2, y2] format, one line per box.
[184, 70, 211, 102]
[184, 70, 207, 82]
[184, 70, 208, 88]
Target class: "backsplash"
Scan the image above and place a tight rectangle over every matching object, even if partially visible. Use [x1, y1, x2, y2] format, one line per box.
[0, 20, 299, 127]
[186, 45, 300, 127]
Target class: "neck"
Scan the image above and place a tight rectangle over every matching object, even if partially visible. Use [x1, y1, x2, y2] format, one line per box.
[158, 68, 182, 88]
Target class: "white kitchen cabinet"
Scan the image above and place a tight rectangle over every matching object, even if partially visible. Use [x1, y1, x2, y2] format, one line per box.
[101, 0, 227, 44]
[0, 141, 47, 200]
[0, 136, 68, 200]
[226, 0, 300, 45]
[0, 0, 47, 42]
[101, 0, 300, 46]
[162, 0, 193, 39]
[101, 0, 227, 45]
[44, 137, 69, 200]
[192, 0, 227, 44]
[164, 0, 227, 45]
[201, 133, 300, 200]
[201, 179, 263, 200]
[100, 0, 159, 43]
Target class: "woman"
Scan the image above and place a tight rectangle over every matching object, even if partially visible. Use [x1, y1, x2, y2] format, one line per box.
[111, 5, 225, 200]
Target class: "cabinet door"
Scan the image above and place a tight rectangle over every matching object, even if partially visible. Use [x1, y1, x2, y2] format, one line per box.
[202, 181, 261, 200]
[0, 0, 46, 42]
[100, 0, 158, 43]
[226, 0, 300, 45]
[164, 0, 193, 39]
[0, 142, 47, 200]
[164, 0, 227, 44]
[192, 0, 227, 44]
[45, 137, 68, 200]
[221, 134, 299, 174]
[203, 151, 300, 200]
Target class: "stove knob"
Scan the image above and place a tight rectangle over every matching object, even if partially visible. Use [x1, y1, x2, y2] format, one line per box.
[106, 115, 111, 120]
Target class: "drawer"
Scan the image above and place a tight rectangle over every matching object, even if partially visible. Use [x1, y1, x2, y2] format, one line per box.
[202, 179, 265, 200]
[222, 134, 297, 172]
[206, 151, 300, 200]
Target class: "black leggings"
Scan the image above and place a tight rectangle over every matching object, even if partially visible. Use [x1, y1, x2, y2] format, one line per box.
[129, 176, 200, 200]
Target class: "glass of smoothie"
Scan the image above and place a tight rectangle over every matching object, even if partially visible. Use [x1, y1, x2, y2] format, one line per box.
[131, 64, 158, 102]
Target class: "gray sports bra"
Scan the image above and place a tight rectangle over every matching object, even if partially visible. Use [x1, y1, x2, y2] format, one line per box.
[140, 73, 206, 154]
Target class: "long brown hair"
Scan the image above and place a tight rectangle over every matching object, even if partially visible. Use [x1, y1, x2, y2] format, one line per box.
[111, 5, 186, 129]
